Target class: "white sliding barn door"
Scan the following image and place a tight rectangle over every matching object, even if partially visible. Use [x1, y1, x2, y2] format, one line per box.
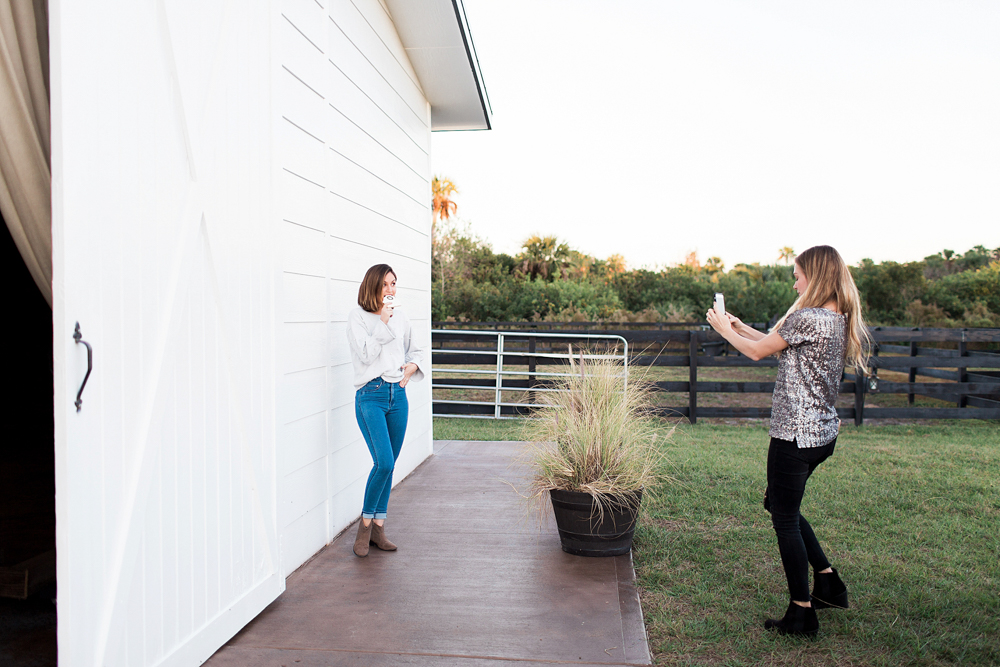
[50, 2, 282, 666]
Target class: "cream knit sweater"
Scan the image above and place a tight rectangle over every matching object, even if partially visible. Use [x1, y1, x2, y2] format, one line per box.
[346, 306, 426, 390]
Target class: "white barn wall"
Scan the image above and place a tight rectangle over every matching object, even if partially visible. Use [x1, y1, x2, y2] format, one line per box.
[276, 0, 434, 574]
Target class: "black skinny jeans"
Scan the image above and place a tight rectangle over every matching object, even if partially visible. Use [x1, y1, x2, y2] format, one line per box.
[765, 436, 836, 602]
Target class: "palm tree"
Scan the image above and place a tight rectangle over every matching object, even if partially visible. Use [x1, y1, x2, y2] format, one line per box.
[519, 235, 570, 281]
[431, 176, 458, 225]
[606, 254, 627, 276]
[777, 247, 795, 265]
[682, 251, 700, 271]
[431, 177, 458, 301]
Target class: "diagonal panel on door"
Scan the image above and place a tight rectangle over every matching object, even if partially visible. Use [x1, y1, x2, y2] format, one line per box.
[51, 1, 282, 666]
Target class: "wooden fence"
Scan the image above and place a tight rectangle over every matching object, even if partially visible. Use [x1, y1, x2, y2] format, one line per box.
[431, 325, 1000, 423]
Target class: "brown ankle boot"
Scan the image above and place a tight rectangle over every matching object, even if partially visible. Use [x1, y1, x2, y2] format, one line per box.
[353, 520, 372, 557]
[370, 522, 397, 551]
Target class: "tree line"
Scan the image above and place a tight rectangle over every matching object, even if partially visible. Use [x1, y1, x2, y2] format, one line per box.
[430, 179, 1000, 327]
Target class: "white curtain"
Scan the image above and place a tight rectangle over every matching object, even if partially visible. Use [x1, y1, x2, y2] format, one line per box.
[0, 0, 50, 305]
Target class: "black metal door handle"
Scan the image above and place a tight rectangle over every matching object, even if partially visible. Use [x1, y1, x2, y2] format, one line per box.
[73, 322, 93, 412]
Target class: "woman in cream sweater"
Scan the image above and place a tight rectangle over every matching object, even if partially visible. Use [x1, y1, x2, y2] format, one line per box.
[346, 264, 425, 557]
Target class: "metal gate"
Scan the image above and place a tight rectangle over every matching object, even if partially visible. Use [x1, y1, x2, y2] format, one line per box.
[431, 330, 628, 418]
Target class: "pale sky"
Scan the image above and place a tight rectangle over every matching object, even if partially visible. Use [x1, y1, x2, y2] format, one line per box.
[430, 0, 1000, 270]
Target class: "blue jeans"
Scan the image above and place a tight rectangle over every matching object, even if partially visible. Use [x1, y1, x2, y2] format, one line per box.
[355, 378, 408, 519]
[765, 436, 836, 602]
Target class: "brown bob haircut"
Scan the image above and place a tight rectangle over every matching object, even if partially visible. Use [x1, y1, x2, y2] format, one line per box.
[358, 264, 396, 313]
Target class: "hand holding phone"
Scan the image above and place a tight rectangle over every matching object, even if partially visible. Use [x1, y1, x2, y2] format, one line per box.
[713, 293, 725, 316]
[379, 295, 397, 323]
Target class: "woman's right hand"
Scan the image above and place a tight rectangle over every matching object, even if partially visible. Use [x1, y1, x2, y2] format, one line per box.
[379, 305, 392, 324]
[706, 307, 732, 335]
[726, 313, 746, 332]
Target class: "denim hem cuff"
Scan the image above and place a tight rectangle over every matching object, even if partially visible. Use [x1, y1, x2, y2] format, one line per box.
[374, 512, 388, 520]
[361, 512, 375, 519]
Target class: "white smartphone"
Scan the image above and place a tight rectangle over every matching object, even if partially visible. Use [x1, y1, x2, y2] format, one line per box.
[382, 295, 398, 309]
[714, 293, 725, 316]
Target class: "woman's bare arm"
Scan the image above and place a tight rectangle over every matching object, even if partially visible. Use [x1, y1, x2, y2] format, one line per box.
[707, 309, 788, 361]
[727, 314, 766, 342]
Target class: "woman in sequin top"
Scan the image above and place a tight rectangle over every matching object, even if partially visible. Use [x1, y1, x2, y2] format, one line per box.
[707, 245, 871, 637]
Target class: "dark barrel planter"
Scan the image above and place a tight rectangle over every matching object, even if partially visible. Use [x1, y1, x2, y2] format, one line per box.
[549, 488, 643, 557]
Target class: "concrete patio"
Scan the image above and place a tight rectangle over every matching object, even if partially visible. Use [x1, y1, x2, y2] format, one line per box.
[205, 440, 651, 666]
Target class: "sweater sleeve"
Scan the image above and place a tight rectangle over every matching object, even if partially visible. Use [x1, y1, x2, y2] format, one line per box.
[402, 317, 427, 383]
[347, 309, 396, 365]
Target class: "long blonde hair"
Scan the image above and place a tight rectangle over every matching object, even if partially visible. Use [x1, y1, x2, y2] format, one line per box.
[773, 245, 871, 373]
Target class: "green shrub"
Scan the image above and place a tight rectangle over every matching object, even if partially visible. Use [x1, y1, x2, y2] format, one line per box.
[851, 260, 928, 325]
[431, 228, 999, 328]
[925, 265, 1000, 319]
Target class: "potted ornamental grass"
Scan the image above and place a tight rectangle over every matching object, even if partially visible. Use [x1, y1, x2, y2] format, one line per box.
[523, 356, 666, 557]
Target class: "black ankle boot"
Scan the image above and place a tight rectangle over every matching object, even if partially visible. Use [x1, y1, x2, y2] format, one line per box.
[764, 601, 819, 637]
[812, 568, 849, 609]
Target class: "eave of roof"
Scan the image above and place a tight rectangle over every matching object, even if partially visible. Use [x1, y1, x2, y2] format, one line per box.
[384, 0, 492, 131]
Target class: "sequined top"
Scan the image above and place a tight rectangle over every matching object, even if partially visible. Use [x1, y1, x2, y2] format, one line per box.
[769, 308, 847, 448]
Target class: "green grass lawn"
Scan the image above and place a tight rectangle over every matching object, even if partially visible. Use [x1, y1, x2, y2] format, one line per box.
[433, 418, 1000, 666]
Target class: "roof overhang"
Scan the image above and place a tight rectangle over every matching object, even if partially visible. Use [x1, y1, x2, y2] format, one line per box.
[385, 0, 492, 131]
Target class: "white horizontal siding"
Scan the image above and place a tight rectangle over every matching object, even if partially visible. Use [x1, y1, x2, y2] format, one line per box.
[328, 402, 362, 450]
[325, 7, 427, 147]
[327, 193, 429, 254]
[327, 439, 371, 492]
[279, 411, 328, 477]
[326, 476, 368, 544]
[277, 0, 434, 575]
[279, 458, 328, 528]
[279, 504, 329, 580]
[327, 362, 356, 409]
[282, 221, 326, 277]
[332, 0, 424, 108]
[327, 322, 352, 365]
[280, 170, 328, 232]
[280, 368, 327, 425]
[328, 240, 427, 283]
[326, 65, 429, 174]
[280, 119, 328, 188]
[281, 322, 327, 372]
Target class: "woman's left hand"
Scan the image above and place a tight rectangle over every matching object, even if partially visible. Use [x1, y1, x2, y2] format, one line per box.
[399, 363, 418, 388]
[706, 307, 732, 334]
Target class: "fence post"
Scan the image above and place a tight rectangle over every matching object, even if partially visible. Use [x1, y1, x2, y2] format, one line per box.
[957, 331, 968, 408]
[528, 336, 537, 403]
[908, 329, 918, 405]
[689, 331, 698, 424]
[853, 367, 866, 426]
[494, 334, 505, 419]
